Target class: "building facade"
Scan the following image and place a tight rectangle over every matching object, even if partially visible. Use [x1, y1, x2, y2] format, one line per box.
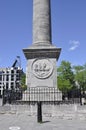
[0, 67, 22, 97]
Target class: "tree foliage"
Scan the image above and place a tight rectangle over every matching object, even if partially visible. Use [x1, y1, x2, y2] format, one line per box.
[20, 73, 27, 91]
[73, 65, 86, 92]
[58, 76, 71, 92]
[57, 60, 75, 92]
[57, 60, 86, 97]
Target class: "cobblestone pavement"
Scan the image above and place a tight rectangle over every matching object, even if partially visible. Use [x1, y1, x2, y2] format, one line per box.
[0, 112, 86, 130]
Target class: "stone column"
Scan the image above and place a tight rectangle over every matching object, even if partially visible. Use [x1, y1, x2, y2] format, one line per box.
[33, 0, 52, 45]
[23, 0, 61, 98]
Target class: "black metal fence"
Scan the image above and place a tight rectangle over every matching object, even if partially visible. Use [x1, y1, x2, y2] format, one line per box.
[2, 89, 22, 105]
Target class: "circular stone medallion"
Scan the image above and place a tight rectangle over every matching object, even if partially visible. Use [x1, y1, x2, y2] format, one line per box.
[32, 59, 53, 79]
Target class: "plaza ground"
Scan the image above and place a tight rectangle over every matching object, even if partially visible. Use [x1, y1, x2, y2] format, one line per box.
[0, 101, 86, 130]
[0, 112, 86, 130]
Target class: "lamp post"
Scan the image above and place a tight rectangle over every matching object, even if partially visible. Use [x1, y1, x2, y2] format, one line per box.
[37, 101, 42, 123]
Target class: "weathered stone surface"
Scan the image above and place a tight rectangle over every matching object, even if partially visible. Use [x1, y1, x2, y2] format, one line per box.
[33, 0, 52, 44]
[22, 88, 62, 101]
[23, 0, 61, 101]
[26, 58, 57, 88]
[1, 104, 86, 121]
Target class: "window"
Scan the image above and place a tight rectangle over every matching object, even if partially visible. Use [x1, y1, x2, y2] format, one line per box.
[6, 75, 9, 81]
[11, 75, 14, 81]
[6, 83, 8, 89]
[0, 75, 2, 81]
[11, 70, 14, 73]
[11, 82, 14, 89]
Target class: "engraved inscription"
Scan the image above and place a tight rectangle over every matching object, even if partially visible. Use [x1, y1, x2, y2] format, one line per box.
[32, 59, 53, 79]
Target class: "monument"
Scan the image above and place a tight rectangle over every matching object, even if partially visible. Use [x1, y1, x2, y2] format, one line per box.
[23, 0, 61, 101]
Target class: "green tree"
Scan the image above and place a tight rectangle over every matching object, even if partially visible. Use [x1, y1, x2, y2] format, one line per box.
[58, 76, 71, 92]
[57, 60, 75, 93]
[73, 64, 86, 93]
[21, 73, 27, 91]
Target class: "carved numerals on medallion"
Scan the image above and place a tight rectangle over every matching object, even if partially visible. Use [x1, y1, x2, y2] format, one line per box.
[32, 59, 53, 79]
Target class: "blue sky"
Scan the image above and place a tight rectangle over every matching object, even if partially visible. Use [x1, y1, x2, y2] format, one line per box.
[0, 0, 86, 71]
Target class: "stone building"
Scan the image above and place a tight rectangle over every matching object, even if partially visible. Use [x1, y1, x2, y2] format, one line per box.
[0, 59, 23, 97]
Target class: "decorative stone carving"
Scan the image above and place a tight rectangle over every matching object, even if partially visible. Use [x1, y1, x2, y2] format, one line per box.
[32, 59, 53, 79]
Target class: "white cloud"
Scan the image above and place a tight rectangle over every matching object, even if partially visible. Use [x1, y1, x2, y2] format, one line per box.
[69, 40, 80, 51]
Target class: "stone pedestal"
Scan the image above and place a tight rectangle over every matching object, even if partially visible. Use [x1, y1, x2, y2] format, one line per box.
[23, 47, 61, 89]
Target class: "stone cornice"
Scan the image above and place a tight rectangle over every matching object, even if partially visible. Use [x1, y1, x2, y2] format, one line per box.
[23, 48, 61, 60]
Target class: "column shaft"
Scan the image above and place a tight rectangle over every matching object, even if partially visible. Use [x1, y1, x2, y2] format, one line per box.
[33, 0, 52, 45]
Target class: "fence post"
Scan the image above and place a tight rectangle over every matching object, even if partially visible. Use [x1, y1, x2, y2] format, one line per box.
[37, 101, 42, 123]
